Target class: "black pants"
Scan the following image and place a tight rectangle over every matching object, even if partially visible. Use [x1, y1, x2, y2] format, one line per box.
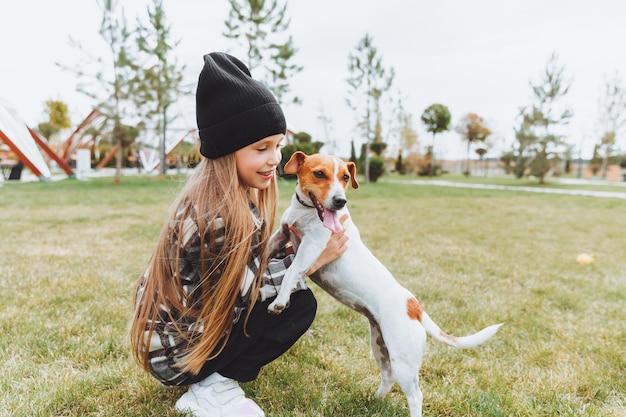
[189, 289, 317, 384]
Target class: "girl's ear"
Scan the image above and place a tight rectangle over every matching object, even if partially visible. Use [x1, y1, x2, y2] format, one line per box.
[347, 162, 359, 189]
[284, 151, 307, 175]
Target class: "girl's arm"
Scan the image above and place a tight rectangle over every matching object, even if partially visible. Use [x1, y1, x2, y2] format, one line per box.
[306, 214, 349, 275]
[259, 214, 349, 300]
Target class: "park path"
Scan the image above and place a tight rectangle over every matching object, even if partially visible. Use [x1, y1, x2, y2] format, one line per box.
[392, 179, 626, 200]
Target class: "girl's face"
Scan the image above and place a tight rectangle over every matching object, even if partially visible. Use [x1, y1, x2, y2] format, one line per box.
[235, 133, 284, 189]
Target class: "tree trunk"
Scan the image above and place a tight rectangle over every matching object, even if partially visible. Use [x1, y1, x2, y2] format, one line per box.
[161, 107, 167, 176]
[429, 132, 435, 178]
[465, 141, 471, 176]
[114, 137, 122, 185]
[364, 142, 370, 184]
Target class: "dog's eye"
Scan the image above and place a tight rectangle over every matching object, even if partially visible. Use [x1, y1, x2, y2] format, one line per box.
[343, 174, 350, 182]
[313, 171, 326, 179]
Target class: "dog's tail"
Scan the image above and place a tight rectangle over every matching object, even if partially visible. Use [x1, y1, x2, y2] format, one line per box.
[421, 312, 502, 348]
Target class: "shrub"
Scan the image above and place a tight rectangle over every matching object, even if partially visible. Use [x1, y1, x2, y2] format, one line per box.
[368, 156, 385, 182]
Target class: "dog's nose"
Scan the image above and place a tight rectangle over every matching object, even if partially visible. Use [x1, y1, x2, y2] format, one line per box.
[332, 197, 347, 209]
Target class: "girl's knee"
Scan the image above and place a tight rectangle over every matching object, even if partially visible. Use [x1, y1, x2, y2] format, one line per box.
[292, 289, 317, 320]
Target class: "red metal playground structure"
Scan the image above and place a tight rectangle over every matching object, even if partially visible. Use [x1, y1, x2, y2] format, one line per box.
[0, 101, 190, 181]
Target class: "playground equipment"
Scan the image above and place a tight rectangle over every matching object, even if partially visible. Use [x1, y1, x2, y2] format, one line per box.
[0, 100, 52, 180]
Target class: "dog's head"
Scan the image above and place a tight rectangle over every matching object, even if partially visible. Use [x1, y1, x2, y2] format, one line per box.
[284, 151, 358, 233]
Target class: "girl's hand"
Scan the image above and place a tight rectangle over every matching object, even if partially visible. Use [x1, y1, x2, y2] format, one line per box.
[306, 214, 349, 275]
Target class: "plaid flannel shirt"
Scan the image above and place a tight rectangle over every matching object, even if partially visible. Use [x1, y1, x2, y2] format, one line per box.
[137, 201, 298, 386]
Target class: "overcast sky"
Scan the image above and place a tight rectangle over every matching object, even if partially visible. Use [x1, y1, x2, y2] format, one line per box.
[1, 0, 625, 159]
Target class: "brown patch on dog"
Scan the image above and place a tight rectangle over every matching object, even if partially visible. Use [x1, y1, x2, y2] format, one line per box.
[407, 298, 423, 322]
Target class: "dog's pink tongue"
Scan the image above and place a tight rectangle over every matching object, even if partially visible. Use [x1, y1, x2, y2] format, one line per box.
[323, 208, 343, 233]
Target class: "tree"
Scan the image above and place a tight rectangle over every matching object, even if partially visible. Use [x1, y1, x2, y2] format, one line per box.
[514, 52, 572, 184]
[500, 150, 516, 175]
[512, 110, 537, 178]
[596, 72, 626, 177]
[59, 0, 141, 184]
[135, 0, 188, 175]
[96, 0, 140, 184]
[346, 33, 394, 184]
[475, 145, 488, 176]
[223, 0, 302, 105]
[395, 150, 405, 174]
[387, 94, 419, 174]
[267, 36, 302, 105]
[37, 100, 71, 144]
[563, 142, 575, 175]
[399, 114, 419, 154]
[421, 103, 451, 177]
[456, 113, 491, 176]
[349, 140, 358, 165]
[317, 104, 337, 155]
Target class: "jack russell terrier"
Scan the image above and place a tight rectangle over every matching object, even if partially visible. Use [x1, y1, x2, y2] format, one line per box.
[268, 151, 502, 417]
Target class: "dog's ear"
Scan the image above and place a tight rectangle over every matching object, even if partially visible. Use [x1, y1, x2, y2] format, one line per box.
[284, 151, 307, 175]
[347, 162, 359, 189]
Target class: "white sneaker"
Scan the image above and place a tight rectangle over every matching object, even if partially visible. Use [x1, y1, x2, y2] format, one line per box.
[175, 373, 265, 417]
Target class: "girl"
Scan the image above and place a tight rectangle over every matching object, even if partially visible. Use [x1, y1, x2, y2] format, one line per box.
[129, 52, 348, 417]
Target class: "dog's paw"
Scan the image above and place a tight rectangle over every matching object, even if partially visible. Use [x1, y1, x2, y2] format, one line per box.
[267, 299, 290, 314]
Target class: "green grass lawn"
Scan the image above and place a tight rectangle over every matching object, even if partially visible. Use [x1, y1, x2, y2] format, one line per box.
[1, 175, 624, 416]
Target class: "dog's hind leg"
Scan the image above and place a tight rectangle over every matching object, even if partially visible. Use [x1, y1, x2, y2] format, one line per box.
[365, 316, 395, 398]
[399, 378, 423, 417]
[384, 322, 426, 417]
[391, 364, 423, 417]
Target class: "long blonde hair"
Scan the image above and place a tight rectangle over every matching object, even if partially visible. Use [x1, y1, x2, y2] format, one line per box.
[130, 154, 278, 375]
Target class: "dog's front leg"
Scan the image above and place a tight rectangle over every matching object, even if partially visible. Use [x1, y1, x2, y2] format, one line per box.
[267, 236, 323, 314]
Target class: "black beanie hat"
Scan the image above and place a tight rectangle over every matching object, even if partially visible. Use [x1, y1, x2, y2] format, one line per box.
[196, 52, 286, 159]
